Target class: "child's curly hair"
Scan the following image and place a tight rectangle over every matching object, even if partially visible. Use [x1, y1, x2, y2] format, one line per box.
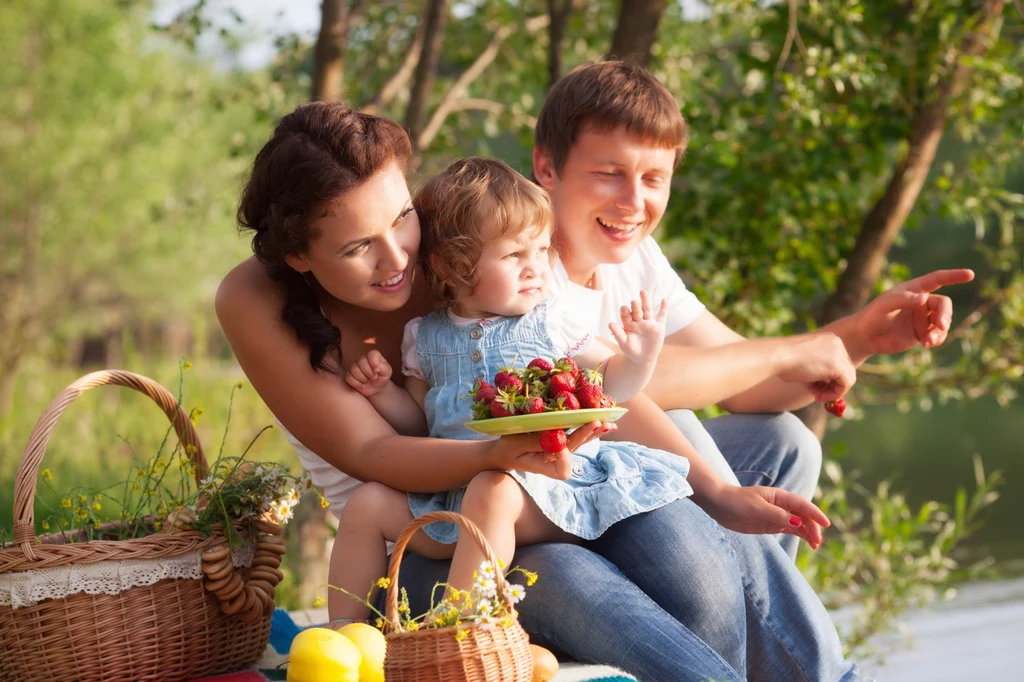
[414, 157, 553, 303]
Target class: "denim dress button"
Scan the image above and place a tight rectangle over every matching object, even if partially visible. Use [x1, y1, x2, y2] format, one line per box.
[470, 327, 483, 340]
[573, 466, 583, 475]
[470, 349, 483, 362]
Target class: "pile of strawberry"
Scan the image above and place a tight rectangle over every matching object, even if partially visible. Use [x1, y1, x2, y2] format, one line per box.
[468, 356, 615, 453]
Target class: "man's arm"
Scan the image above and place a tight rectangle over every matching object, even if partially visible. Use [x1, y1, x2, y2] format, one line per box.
[647, 266, 973, 414]
[642, 310, 858, 413]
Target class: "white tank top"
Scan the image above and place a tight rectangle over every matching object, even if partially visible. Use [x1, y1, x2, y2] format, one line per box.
[275, 418, 361, 515]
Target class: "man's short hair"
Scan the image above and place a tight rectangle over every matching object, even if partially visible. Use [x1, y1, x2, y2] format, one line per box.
[535, 61, 688, 174]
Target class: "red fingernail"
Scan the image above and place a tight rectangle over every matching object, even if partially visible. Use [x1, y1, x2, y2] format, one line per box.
[789, 516, 802, 527]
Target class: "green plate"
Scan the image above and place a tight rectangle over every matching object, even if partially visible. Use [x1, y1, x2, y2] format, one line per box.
[465, 407, 628, 436]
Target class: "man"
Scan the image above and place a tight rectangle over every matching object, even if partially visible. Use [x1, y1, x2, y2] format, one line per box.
[534, 61, 973, 557]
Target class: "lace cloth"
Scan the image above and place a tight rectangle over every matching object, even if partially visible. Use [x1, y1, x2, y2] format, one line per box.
[0, 542, 255, 609]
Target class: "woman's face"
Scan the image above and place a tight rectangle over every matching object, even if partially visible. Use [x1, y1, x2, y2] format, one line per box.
[286, 161, 421, 312]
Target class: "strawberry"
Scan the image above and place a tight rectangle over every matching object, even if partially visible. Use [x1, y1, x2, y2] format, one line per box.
[538, 429, 567, 454]
[522, 396, 546, 414]
[496, 374, 524, 395]
[824, 398, 846, 418]
[549, 372, 577, 395]
[490, 397, 516, 418]
[472, 380, 498, 404]
[578, 367, 604, 387]
[576, 384, 608, 409]
[552, 391, 580, 410]
[556, 357, 579, 375]
[527, 358, 554, 373]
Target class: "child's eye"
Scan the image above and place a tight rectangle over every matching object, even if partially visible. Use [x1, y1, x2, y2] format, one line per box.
[538, 246, 549, 253]
[506, 252, 520, 259]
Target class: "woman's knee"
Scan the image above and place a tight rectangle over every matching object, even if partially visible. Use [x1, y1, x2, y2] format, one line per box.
[339, 481, 402, 526]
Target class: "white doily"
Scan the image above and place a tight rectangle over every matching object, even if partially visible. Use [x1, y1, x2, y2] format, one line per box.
[0, 542, 255, 609]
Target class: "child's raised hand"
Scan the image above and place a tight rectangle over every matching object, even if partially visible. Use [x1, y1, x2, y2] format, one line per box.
[344, 350, 393, 397]
[608, 290, 668, 364]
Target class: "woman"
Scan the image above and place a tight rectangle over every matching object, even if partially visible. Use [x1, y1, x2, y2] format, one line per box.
[217, 101, 861, 681]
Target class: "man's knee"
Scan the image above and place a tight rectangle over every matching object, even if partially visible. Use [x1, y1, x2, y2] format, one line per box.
[768, 412, 823, 497]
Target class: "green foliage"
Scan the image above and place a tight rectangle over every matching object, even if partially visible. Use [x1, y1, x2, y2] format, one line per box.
[800, 456, 1002, 657]
[657, 0, 1024, 407]
[0, 0, 300, 396]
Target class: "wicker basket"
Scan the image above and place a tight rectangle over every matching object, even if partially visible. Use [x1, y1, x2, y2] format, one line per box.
[0, 370, 280, 682]
[383, 511, 533, 682]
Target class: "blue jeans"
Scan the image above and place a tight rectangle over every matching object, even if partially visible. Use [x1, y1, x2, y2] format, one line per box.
[666, 410, 823, 559]
[392, 499, 860, 682]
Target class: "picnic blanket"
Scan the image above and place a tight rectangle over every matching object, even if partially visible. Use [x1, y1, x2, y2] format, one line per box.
[187, 609, 636, 682]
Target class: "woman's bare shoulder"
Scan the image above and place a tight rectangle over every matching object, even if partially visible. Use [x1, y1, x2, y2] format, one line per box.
[216, 258, 281, 317]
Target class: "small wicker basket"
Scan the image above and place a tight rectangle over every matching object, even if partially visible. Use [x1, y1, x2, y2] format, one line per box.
[383, 511, 534, 682]
[0, 370, 281, 682]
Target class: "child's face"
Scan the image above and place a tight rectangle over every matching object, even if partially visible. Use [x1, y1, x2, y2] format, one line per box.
[534, 125, 675, 277]
[452, 225, 553, 318]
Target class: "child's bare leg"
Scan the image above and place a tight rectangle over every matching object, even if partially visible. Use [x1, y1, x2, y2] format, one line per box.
[448, 472, 577, 595]
[329, 482, 453, 622]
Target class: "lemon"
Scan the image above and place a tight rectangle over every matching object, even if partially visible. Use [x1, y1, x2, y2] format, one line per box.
[286, 627, 362, 682]
[338, 622, 387, 682]
[530, 644, 560, 682]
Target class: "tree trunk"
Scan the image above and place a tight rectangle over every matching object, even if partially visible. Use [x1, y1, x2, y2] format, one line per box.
[607, 0, 668, 66]
[405, 0, 449, 150]
[547, 0, 578, 89]
[797, 0, 1006, 439]
[311, 0, 349, 101]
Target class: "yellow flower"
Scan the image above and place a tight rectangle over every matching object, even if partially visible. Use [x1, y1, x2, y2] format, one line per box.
[523, 571, 538, 586]
[313, 597, 325, 607]
[185, 444, 197, 456]
[406, 622, 419, 631]
[501, 617, 513, 628]
[375, 577, 391, 589]
[319, 495, 330, 509]
[397, 602, 409, 613]
[75, 508, 88, 522]
[235, 380, 244, 389]
[454, 628, 468, 641]
[182, 361, 192, 371]
[41, 469, 53, 481]
[497, 558, 506, 569]
[41, 520, 50, 530]
[91, 502, 102, 512]
[375, 618, 384, 629]
[78, 495, 88, 504]
[132, 482, 141, 493]
[60, 497, 72, 509]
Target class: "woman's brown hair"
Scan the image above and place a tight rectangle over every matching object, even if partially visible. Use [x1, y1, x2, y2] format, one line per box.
[237, 101, 412, 372]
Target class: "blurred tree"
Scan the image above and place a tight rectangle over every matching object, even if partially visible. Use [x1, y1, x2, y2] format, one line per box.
[0, 0, 273, 412]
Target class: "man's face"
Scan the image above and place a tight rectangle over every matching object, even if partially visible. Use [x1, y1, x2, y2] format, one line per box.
[534, 125, 676, 277]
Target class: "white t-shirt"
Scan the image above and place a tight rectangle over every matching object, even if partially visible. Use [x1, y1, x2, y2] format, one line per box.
[401, 298, 595, 381]
[551, 236, 705, 341]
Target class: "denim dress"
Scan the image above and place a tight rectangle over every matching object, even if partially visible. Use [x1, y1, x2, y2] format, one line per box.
[407, 297, 693, 544]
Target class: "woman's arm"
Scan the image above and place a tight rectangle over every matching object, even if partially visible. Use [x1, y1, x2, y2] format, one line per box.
[215, 260, 596, 490]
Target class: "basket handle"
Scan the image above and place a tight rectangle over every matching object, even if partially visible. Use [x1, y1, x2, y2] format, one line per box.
[12, 369, 208, 560]
[385, 511, 512, 632]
